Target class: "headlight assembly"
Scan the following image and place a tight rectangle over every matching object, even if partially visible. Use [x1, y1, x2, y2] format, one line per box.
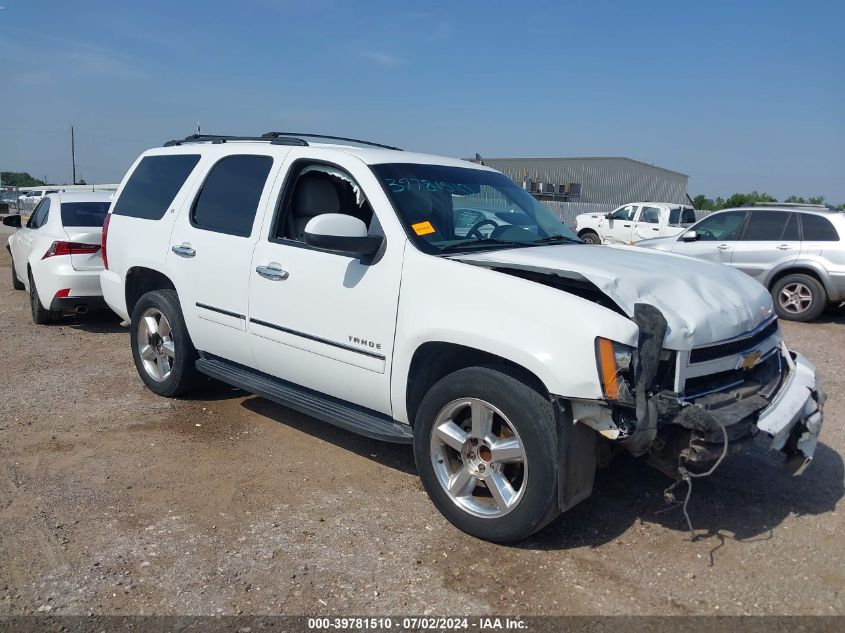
[596, 337, 635, 403]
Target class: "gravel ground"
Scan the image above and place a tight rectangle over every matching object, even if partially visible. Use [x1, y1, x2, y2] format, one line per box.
[0, 223, 843, 616]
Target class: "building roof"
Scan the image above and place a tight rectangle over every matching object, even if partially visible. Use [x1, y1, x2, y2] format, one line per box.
[480, 156, 689, 179]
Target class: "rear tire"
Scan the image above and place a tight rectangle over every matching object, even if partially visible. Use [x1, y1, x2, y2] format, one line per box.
[28, 270, 58, 325]
[771, 274, 826, 322]
[579, 231, 601, 244]
[130, 289, 201, 397]
[11, 259, 25, 290]
[413, 366, 561, 542]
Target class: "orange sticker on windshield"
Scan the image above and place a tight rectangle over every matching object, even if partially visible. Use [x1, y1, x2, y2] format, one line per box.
[412, 221, 435, 236]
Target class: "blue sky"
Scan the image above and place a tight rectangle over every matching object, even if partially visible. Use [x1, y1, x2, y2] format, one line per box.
[1, 0, 843, 201]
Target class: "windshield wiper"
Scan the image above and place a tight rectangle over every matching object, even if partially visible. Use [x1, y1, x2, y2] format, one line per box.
[532, 234, 581, 245]
[440, 238, 528, 254]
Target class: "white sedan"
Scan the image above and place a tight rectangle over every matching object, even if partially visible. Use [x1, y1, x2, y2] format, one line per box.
[4, 191, 112, 324]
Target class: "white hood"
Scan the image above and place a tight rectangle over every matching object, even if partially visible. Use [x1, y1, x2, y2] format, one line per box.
[455, 244, 774, 349]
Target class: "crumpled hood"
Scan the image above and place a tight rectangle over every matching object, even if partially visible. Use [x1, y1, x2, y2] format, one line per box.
[455, 244, 774, 349]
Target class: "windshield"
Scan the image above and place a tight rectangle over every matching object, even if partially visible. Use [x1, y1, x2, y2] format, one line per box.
[61, 201, 110, 227]
[371, 163, 579, 254]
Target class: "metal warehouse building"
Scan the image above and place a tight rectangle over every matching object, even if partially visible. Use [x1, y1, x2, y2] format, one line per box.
[480, 157, 690, 228]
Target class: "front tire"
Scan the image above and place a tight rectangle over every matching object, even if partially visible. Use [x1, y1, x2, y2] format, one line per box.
[771, 274, 826, 322]
[130, 289, 201, 397]
[11, 258, 25, 290]
[579, 231, 601, 244]
[28, 270, 58, 324]
[413, 366, 561, 542]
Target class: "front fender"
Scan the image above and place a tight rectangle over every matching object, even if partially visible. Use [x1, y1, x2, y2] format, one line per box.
[391, 248, 638, 424]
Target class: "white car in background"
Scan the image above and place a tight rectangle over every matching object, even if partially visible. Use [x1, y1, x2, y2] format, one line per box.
[575, 202, 697, 244]
[18, 188, 61, 214]
[4, 191, 112, 324]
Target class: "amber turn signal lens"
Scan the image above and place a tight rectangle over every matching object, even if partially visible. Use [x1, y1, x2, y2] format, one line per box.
[597, 337, 621, 400]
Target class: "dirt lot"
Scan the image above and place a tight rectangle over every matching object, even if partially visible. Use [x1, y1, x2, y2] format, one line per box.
[1, 223, 843, 617]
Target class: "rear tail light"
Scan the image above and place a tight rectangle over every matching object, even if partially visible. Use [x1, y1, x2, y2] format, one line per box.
[42, 241, 101, 259]
[102, 213, 111, 269]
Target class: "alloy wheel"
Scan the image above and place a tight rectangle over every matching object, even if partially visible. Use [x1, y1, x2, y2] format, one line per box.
[779, 282, 813, 315]
[430, 398, 528, 518]
[137, 307, 176, 381]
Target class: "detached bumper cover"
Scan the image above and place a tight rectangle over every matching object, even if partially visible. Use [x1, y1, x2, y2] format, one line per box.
[756, 346, 825, 474]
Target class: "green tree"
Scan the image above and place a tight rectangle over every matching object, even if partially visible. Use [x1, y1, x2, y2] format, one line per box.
[0, 171, 46, 187]
[692, 194, 714, 210]
[809, 196, 825, 205]
[723, 191, 777, 208]
[785, 195, 807, 203]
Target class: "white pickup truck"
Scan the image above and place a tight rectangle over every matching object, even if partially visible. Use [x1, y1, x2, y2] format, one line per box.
[575, 202, 697, 245]
[100, 133, 824, 542]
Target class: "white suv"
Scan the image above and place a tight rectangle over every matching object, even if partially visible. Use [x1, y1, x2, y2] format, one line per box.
[101, 133, 824, 542]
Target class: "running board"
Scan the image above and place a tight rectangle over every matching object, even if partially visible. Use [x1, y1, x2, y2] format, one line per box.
[195, 357, 413, 444]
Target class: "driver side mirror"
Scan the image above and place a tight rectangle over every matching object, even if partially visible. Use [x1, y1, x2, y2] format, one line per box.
[604, 213, 614, 219]
[303, 213, 384, 260]
[2, 214, 21, 228]
[680, 230, 698, 242]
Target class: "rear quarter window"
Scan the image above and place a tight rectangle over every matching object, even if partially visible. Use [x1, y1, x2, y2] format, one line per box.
[112, 154, 200, 220]
[800, 214, 839, 241]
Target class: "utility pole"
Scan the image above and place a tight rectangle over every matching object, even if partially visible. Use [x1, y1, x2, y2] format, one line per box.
[71, 125, 77, 185]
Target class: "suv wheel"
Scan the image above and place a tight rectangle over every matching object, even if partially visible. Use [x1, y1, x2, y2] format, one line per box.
[28, 270, 58, 324]
[130, 289, 201, 397]
[11, 259, 25, 290]
[771, 274, 826, 322]
[413, 366, 561, 542]
[579, 231, 600, 244]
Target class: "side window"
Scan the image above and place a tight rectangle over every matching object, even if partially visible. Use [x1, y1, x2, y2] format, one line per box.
[800, 214, 839, 241]
[740, 211, 790, 241]
[27, 198, 50, 229]
[113, 154, 201, 220]
[191, 155, 273, 237]
[640, 206, 660, 224]
[273, 163, 374, 242]
[693, 211, 747, 241]
[782, 213, 800, 241]
[26, 199, 45, 228]
[682, 208, 696, 224]
[611, 205, 636, 221]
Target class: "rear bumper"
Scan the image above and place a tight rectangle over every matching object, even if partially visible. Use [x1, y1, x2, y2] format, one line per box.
[31, 259, 103, 312]
[50, 295, 108, 313]
[827, 271, 845, 303]
[100, 269, 128, 321]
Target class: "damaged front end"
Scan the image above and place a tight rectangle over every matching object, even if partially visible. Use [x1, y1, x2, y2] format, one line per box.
[576, 305, 825, 479]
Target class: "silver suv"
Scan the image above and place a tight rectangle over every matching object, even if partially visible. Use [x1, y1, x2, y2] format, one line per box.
[638, 205, 845, 322]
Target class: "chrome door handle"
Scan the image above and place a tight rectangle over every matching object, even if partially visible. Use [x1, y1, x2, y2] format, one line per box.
[777, 244, 791, 250]
[171, 243, 196, 258]
[717, 244, 729, 251]
[256, 264, 289, 280]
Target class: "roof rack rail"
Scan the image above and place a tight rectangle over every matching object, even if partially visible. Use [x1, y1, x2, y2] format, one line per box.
[261, 132, 402, 151]
[752, 202, 836, 211]
[163, 134, 308, 147]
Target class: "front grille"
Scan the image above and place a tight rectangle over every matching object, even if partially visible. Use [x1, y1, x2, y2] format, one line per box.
[689, 319, 779, 364]
[684, 350, 782, 399]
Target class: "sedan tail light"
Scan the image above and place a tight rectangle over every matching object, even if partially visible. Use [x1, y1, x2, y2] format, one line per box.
[42, 241, 101, 259]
